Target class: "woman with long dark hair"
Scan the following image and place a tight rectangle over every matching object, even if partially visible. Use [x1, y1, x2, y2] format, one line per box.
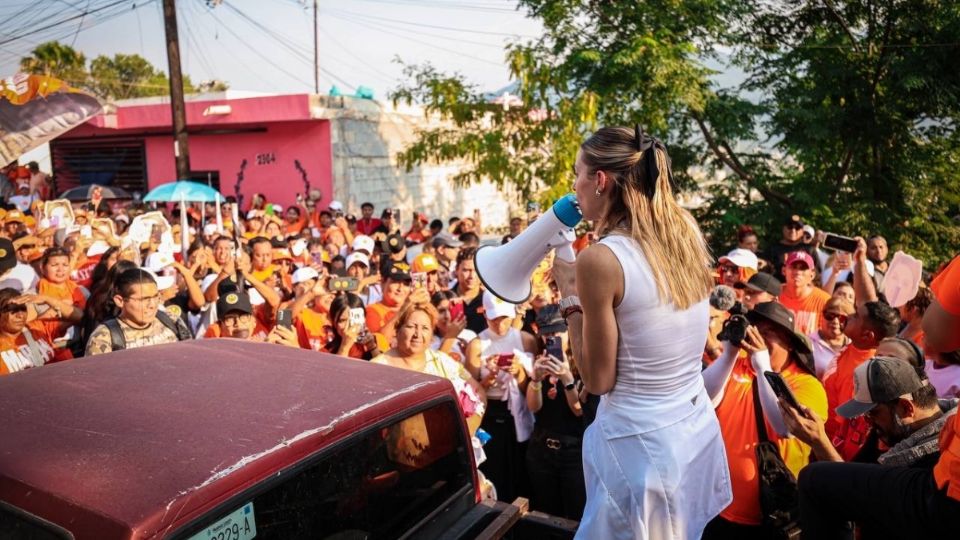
[552, 126, 731, 538]
[323, 292, 379, 360]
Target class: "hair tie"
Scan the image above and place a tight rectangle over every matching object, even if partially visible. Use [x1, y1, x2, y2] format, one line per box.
[633, 124, 677, 199]
[634, 124, 643, 152]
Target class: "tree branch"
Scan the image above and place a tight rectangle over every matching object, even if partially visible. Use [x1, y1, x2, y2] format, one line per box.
[822, 0, 862, 53]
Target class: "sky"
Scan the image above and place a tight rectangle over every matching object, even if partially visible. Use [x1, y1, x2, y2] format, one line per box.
[0, 0, 542, 99]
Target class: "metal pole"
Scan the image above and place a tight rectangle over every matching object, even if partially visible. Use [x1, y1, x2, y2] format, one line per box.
[163, 0, 191, 180]
[313, 0, 319, 94]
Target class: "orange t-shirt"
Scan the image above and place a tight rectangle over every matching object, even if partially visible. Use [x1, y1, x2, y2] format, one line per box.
[714, 353, 828, 525]
[823, 344, 876, 460]
[203, 320, 270, 341]
[366, 302, 399, 334]
[37, 278, 87, 340]
[0, 322, 71, 376]
[295, 307, 331, 351]
[930, 255, 960, 500]
[779, 286, 831, 335]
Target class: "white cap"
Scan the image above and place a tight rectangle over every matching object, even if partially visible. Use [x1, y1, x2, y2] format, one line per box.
[272, 204, 283, 213]
[292, 266, 319, 284]
[802, 224, 815, 237]
[352, 235, 375, 254]
[143, 269, 176, 291]
[144, 251, 176, 272]
[290, 238, 307, 257]
[86, 240, 110, 257]
[246, 210, 261, 220]
[202, 223, 218, 236]
[345, 252, 369, 269]
[329, 200, 344, 212]
[719, 248, 759, 271]
[483, 290, 517, 320]
[114, 214, 130, 224]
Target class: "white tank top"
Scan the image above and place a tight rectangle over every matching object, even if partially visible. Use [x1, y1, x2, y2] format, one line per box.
[598, 235, 709, 432]
[478, 327, 525, 400]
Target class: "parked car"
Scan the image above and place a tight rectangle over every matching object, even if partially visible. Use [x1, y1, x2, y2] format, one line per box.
[0, 339, 577, 539]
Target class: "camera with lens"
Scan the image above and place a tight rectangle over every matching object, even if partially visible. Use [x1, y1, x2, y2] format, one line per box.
[717, 302, 750, 346]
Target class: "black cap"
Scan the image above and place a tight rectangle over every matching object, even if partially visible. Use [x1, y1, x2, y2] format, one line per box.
[739, 272, 782, 296]
[837, 357, 927, 419]
[784, 214, 805, 227]
[747, 302, 815, 373]
[380, 260, 411, 282]
[0, 238, 16, 275]
[383, 233, 406, 254]
[217, 291, 253, 319]
[536, 304, 566, 334]
[217, 278, 240, 297]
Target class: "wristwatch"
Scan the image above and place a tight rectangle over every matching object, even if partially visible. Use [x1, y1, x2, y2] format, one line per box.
[559, 295, 582, 319]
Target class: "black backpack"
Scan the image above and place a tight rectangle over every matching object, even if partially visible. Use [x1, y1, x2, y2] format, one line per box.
[102, 311, 193, 352]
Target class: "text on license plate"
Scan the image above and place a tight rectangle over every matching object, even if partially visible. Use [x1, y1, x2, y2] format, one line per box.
[187, 501, 257, 540]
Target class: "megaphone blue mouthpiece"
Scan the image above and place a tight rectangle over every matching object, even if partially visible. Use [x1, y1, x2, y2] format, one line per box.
[552, 194, 582, 228]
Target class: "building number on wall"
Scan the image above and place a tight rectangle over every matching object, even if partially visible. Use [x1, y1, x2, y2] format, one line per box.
[256, 153, 276, 165]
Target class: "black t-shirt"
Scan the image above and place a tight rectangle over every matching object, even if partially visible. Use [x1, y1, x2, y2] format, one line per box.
[533, 378, 586, 438]
[164, 293, 198, 338]
[463, 291, 486, 334]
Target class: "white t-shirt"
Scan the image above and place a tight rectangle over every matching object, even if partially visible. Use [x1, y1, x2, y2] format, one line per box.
[430, 329, 477, 365]
[0, 263, 39, 293]
[808, 331, 849, 381]
[925, 360, 960, 399]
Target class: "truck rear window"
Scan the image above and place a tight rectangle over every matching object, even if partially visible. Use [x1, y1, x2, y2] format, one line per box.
[177, 400, 473, 540]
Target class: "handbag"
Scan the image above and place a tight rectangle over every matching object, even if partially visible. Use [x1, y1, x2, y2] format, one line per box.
[752, 378, 802, 540]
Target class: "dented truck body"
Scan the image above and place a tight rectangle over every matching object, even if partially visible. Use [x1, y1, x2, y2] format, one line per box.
[0, 339, 577, 540]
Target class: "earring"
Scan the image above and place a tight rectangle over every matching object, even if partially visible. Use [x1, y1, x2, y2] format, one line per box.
[595, 188, 602, 197]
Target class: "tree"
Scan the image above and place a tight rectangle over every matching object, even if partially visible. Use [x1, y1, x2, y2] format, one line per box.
[19, 41, 87, 85]
[391, 0, 960, 264]
[88, 53, 196, 101]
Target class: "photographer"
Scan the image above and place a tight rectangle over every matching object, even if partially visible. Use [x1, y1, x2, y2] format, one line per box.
[701, 302, 827, 538]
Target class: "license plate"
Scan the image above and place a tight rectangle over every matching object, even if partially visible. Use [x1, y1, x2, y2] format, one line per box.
[187, 502, 257, 540]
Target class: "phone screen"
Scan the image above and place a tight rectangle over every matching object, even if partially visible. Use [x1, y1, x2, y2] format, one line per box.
[448, 300, 464, 321]
[277, 309, 293, 330]
[823, 233, 859, 253]
[411, 272, 427, 289]
[763, 371, 801, 410]
[496, 353, 514, 368]
[348, 307, 366, 330]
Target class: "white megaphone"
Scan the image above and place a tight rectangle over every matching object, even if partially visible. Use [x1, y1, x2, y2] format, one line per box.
[475, 194, 582, 303]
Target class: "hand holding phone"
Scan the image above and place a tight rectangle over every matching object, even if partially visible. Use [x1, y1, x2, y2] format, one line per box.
[448, 299, 464, 321]
[277, 309, 293, 330]
[496, 353, 514, 368]
[763, 371, 801, 411]
[544, 335, 564, 362]
[822, 233, 859, 253]
[348, 307, 366, 331]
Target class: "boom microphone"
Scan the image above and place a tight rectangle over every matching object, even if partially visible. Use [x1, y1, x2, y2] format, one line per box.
[710, 285, 738, 312]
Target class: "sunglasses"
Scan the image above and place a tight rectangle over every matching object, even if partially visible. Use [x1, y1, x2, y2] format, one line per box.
[823, 312, 848, 325]
[719, 264, 739, 274]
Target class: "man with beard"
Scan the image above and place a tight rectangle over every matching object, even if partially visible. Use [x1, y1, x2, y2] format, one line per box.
[867, 235, 889, 291]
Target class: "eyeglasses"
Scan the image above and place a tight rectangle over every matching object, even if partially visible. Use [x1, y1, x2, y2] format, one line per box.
[222, 314, 253, 326]
[823, 312, 848, 325]
[719, 264, 739, 274]
[125, 294, 161, 305]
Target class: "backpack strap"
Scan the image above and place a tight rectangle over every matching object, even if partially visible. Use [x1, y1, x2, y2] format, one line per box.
[156, 310, 193, 341]
[103, 319, 125, 352]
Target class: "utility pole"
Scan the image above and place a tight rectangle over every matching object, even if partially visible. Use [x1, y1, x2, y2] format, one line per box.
[313, 0, 319, 94]
[162, 0, 191, 180]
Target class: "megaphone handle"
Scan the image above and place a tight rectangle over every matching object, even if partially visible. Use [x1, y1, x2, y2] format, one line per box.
[556, 243, 576, 263]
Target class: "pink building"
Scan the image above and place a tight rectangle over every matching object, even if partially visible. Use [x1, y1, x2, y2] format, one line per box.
[52, 92, 332, 209]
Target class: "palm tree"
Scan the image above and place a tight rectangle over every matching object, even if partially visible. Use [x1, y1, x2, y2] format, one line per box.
[19, 41, 87, 86]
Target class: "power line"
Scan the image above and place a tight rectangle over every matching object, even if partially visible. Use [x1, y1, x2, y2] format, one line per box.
[327, 10, 509, 50]
[329, 8, 535, 38]
[0, 0, 131, 46]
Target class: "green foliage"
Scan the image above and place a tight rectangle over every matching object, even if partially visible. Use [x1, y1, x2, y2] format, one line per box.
[19, 41, 87, 84]
[390, 0, 960, 265]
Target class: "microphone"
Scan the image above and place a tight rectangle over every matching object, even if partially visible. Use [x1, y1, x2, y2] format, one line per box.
[710, 285, 737, 312]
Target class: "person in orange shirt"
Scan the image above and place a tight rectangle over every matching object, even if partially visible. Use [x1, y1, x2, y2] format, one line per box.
[35, 247, 86, 342]
[365, 260, 413, 344]
[701, 302, 827, 537]
[822, 301, 900, 461]
[779, 250, 832, 335]
[286, 267, 333, 351]
[0, 288, 71, 375]
[282, 204, 308, 237]
[323, 292, 382, 360]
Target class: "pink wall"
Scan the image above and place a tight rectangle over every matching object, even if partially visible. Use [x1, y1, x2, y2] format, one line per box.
[143, 120, 331, 209]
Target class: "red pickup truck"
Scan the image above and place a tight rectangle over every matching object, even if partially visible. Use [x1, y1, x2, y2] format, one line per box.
[0, 339, 577, 539]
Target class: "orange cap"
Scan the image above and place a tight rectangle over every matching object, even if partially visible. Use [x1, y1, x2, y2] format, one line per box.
[412, 253, 439, 273]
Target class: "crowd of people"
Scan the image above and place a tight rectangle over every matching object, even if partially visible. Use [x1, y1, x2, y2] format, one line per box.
[3, 145, 960, 539]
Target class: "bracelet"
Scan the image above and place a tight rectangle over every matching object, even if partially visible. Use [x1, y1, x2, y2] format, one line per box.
[561, 305, 583, 319]
[529, 381, 542, 391]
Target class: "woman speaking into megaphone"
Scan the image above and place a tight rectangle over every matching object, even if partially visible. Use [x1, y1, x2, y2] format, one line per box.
[551, 126, 732, 539]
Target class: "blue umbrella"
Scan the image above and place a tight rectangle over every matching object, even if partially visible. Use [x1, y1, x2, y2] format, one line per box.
[142, 180, 221, 203]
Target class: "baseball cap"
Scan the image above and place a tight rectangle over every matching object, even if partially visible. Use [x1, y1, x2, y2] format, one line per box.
[292, 267, 319, 285]
[412, 253, 440, 273]
[837, 356, 927, 419]
[719, 248, 759, 271]
[785, 250, 815, 270]
[383, 233, 406, 254]
[483, 291, 518, 320]
[784, 214, 805, 227]
[432, 233, 463, 249]
[272, 248, 293, 262]
[144, 251, 176, 272]
[352, 235, 375, 254]
[802, 225, 815, 238]
[329, 200, 344, 212]
[740, 272, 782, 296]
[144, 269, 176, 291]
[381, 260, 411, 281]
[536, 304, 566, 334]
[5, 210, 25, 224]
[217, 291, 253, 318]
[203, 223, 218, 236]
[345, 252, 370, 270]
[0, 238, 16, 275]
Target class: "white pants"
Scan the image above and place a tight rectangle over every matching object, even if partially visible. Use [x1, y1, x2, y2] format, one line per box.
[576, 391, 731, 540]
